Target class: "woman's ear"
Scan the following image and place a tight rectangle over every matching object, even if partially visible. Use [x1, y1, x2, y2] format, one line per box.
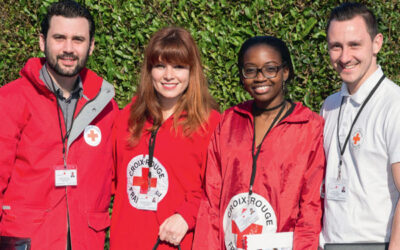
[283, 66, 289, 82]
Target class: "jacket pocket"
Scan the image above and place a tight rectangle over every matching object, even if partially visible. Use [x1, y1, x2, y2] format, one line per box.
[87, 211, 110, 232]
[0, 206, 47, 236]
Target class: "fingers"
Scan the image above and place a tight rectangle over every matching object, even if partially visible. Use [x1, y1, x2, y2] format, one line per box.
[159, 214, 189, 246]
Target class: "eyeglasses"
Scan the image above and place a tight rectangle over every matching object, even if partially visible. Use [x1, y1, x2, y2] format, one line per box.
[242, 64, 285, 79]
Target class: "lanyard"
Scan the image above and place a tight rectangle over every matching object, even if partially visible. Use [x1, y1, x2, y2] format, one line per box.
[149, 129, 181, 250]
[249, 101, 287, 196]
[148, 126, 160, 183]
[153, 237, 181, 250]
[336, 74, 385, 180]
[47, 71, 77, 167]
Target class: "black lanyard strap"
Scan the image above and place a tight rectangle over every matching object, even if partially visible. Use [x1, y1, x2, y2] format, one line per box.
[336, 74, 385, 179]
[47, 70, 76, 167]
[249, 101, 287, 196]
[153, 237, 181, 250]
[148, 126, 160, 181]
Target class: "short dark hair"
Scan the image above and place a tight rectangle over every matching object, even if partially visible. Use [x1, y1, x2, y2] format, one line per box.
[238, 36, 295, 83]
[327, 2, 378, 40]
[41, 0, 95, 41]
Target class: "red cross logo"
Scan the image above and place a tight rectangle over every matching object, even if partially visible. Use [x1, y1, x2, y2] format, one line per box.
[353, 132, 361, 145]
[231, 219, 262, 249]
[87, 129, 99, 142]
[132, 168, 157, 194]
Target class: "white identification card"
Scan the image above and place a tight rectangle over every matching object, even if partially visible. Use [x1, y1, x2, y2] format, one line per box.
[54, 165, 77, 187]
[245, 232, 293, 250]
[233, 205, 259, 232]
[326, 177, 348, 201]
[137, 189, 158, 211]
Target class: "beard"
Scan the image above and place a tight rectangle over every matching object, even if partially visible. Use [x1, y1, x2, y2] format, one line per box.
[44, 44, 90, 77]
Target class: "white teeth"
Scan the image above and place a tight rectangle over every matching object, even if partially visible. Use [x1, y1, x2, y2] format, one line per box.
[162, 83, 177, 88]
[343, 65, 355, 69]
[255, 86, 269, 90]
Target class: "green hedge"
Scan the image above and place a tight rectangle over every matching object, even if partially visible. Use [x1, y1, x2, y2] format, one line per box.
[2, 0, 400, 112]
[1, 1, 400, 249]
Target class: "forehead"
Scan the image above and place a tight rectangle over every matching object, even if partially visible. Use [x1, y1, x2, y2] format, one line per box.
[243, 44, 282, 64]
[327, 15, 369, 43]
[48, 16, 90, 37]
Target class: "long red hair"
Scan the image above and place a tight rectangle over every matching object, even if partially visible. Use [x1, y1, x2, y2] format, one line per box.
[128, 27, 218, 144]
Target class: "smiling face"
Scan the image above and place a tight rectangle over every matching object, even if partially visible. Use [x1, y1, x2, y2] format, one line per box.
[327, 15, 382, 94]
[39, 16, 94, 77]
[241, 44, 289, 108]
[151, 61, 190, 110]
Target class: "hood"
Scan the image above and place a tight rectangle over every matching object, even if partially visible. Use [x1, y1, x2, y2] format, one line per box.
[19, 57, 103, 101]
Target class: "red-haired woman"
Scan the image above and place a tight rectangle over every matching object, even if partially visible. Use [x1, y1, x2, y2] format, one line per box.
[110, 27, 220, 249]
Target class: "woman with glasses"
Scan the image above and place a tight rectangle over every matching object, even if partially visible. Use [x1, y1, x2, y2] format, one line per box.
[110, 27, 220, 249]
[193, 36, 325, 249]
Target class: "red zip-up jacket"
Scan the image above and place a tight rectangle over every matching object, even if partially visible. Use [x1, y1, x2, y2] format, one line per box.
[193, 101, 325, 250]
[110, 102, 220, 250]
[0, 58, 118, 249]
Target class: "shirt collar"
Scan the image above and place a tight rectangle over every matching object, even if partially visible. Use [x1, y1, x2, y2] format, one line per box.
[339, 66, 384, 104]
[40, 64, 83, 100]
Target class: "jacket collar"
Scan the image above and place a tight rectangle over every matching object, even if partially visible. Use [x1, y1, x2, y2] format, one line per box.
[233, 100, 310, 124]
[20, 57, 103, 101]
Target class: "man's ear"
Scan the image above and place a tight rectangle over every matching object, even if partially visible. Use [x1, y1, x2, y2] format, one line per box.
[372, 33, 383, 56]
[88, 39, 95, 55]
[39, 34, 46, 52]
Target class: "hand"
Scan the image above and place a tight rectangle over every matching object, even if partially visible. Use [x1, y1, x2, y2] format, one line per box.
[159, 213, 189, 246]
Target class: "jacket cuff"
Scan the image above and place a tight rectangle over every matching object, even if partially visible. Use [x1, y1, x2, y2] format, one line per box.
[175, 203, 197, 230]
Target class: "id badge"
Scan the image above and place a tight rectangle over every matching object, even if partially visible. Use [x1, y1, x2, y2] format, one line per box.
[326, 177, 348, 201]
[233, 204, 259, 232]
[137, 189, 158, 211]
[54, 165, 77, 187]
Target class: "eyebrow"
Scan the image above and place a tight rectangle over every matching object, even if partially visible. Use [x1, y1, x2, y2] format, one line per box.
[243, 61, 280, 66]
[328, 38, 363, 45]
[328, 41, 341, 47]
[51, 33, 86, 40]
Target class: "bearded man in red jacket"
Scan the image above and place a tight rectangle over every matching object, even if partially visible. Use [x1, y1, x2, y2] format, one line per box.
[0, 1, 118, 249]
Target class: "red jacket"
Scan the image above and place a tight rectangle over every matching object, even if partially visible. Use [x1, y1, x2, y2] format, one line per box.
[110, 102, 220, 250]
[0, 58, 118, 250]
[193, 101, 325, 250]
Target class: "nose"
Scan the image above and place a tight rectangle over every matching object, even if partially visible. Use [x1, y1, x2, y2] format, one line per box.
[339, 46, 351, 64]
[63, 39, 74, 53]
[163, 65, 174, 81]
[255, 68, 266, 81]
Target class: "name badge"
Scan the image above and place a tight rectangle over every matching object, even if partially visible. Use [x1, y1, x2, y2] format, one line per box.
[326, 177, 348, 201]
[54, 165, 77, 187]
[137, 189, 158, 211]
[233, 204, 259, 232]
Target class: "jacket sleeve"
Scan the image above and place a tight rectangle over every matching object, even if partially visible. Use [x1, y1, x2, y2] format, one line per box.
[192, 121, 223, 250]
[0, 86, 28, 217]
[175, 111, 221, 230]
[293, 118, 325, 250]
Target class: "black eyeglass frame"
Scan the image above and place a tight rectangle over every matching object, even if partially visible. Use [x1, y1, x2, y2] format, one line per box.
[241, 63, 286, 79]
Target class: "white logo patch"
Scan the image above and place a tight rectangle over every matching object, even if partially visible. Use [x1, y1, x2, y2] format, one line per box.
[126, 155, 168, 209]
[351, 129, 363, 149]
[223, 192, 277, 250]
[84, 125, 102, 147]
